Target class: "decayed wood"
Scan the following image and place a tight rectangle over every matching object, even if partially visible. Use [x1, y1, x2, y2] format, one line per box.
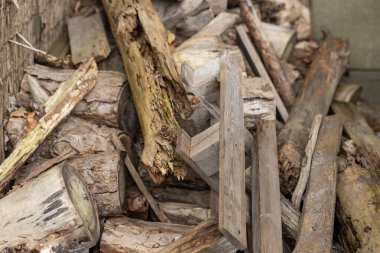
[34, 52, 74, 69]
[67, 13, 111, 65]
[102, 0, 192, 183]
[218, 50, 246, 250]
[240, 0, 295, 108]
[291, 114, 323, 209]
[236, 24, 288, 121]
[277, 36, 349, 195]
[100, 217, 192, 253]
[0, 164, 100, 252]
[0, 59, 97, 190]
[251, 120, 282, 253]
[334, 84, 362, 103]
[160, 218, 236, 253]
[293, 115, 343, 253]
[332, 102, 380, 152]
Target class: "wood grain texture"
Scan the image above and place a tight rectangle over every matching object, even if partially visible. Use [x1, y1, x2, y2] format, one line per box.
[218, 50, 246, 249]
[293, 115, 343, 253]
[334, 84, 362, 103]
[0, 59, 97, 190]
[251, 120, 282, 253]
[277, 36, 349, 195]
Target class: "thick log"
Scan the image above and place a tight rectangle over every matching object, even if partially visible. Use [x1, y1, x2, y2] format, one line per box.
[251, 120, 282, 253]
[0, 164, 100, 252]
[240, 0, 295, 108]
[100, 217, 192, 253]
[277, 36, 349, 195]
[102, 0, 192, 183]
[293, 115, 343, 253]
[0, 59, 97, 190]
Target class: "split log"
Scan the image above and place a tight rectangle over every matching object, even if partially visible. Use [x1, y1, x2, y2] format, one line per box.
[18, 64, 129, 129]
[332, 102, 380, 152]
[240, 0, 295, 108]
[277, 36, 349, 195]
[0, 164, 100, 252]
[103, 0, 193, 183]
[293, 115, 343, 253]
[334, 84, 362, 103]
[251, 120, 283, 253]
[0, 59, 97, 190]
[67, 13, 111, 65]
[100, 217, 192, 253]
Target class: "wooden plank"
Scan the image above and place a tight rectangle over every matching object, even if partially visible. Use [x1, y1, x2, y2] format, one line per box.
[218, 50, 246, 250]
[293, 115, 343, 253]
[236, 24, 288, 121]
[332, 102, 380, 152]
[251, 120, 282, 253]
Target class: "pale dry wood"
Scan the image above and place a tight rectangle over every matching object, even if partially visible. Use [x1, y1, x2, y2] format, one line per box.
[240, 0, 295, 108]
[191, 12, 238, 39]
[236, 24, 288, 121]
[251, 120, 282, 253]
[332, 102, 380, 152]
[0, 164, 100, 252]
[67, 13, 111, 65]
[0, 59, 97, 190]
[102, 0, 192, 183]
[277, 36, 349, 195]
[218, 50, 246, 250]
[207, 0, 227, 15]
[100, 217, 192, 253]
[159, 202, 211, 225]
[334, 84, 362, 103]
[291, 114, 323, 209]
[176, 9, 214, 38]
[293, 115, 343, 253]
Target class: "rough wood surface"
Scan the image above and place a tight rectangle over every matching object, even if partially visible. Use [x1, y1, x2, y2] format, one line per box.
[251, 120, 283, 253]
[293, 115, 342, 253]
[159, 201, 211, 225]
[334, 84, 362, 103]
[240, 0, 295, 108]
[332, 102, 380, 152]
[67, 13, 111, 65]
[277, 36, 349, 195]
[357, 99, 380, 133]
[0, 59, 97, 190]
[0, 164, 100, 252]
[100, 217, 192, 253]
[102, 0, 191, 183]
[261, 22, 296, 60]
[218, 50, 246, 250]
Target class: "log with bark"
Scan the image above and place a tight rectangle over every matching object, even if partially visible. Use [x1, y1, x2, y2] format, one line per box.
[0, 164, 100, 252]
[102, 0, 192, 183]
[277, 35, 349, 195]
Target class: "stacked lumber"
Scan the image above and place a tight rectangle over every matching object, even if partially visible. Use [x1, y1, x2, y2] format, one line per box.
[0, 0, 379, 252]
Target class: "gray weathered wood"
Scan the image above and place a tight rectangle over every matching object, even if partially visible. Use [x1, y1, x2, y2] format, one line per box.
[293, 115, 343, 253]
[218, 50, 246, 250]
[251, 120, 282, 253]
[334, 84, 362, 103]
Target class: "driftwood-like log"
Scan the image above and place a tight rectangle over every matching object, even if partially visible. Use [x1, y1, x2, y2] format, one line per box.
[100, 217, 192, 253]
[102, 0, 192, 183]
[240, 0, 295, 108]
[0, 164, 100, 252]
[293, 115, 342, 253]
[0, 59, 97, 190]
[277, 36, 349, 195]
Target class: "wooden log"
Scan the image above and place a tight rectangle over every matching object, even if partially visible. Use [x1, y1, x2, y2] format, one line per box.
[100, 217, 192, 253]
[236, 24, 288, 121]
[0, 59, 97, 190]
[0, 164, 100, 252]
[357, 99, 380, 133]
[218, 50, 247, 250]
[240, 0, 295, 108]
[67, 13, 111, 65]
[334, 84, 362, 103]
[207, 0, 227, 15]
[125, 185, 149, 220]
[332, 102, 380, 152]
[158, 202, 211, 225]
[277, 36, 349, 195]
[293, 115, 343, 253]
[251, 120, 283, 253]
[175, 9, 214, 38]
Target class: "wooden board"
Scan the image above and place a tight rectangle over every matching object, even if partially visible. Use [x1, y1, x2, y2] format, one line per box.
[218, 50, 246, 250]
[293, 115, 343, 253]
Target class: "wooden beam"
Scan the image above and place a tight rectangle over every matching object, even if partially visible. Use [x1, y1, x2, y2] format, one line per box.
[251, 120, 282, 253]
[293, 115, 343, 253]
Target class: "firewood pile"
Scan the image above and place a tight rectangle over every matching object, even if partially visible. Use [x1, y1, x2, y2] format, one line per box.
[1, 0, 379, 252]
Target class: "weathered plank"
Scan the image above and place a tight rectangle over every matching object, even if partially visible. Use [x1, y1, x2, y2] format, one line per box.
[251, 120, 282, 253]
[293, 115, 343, 253]
[218, 50, 246, 249]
